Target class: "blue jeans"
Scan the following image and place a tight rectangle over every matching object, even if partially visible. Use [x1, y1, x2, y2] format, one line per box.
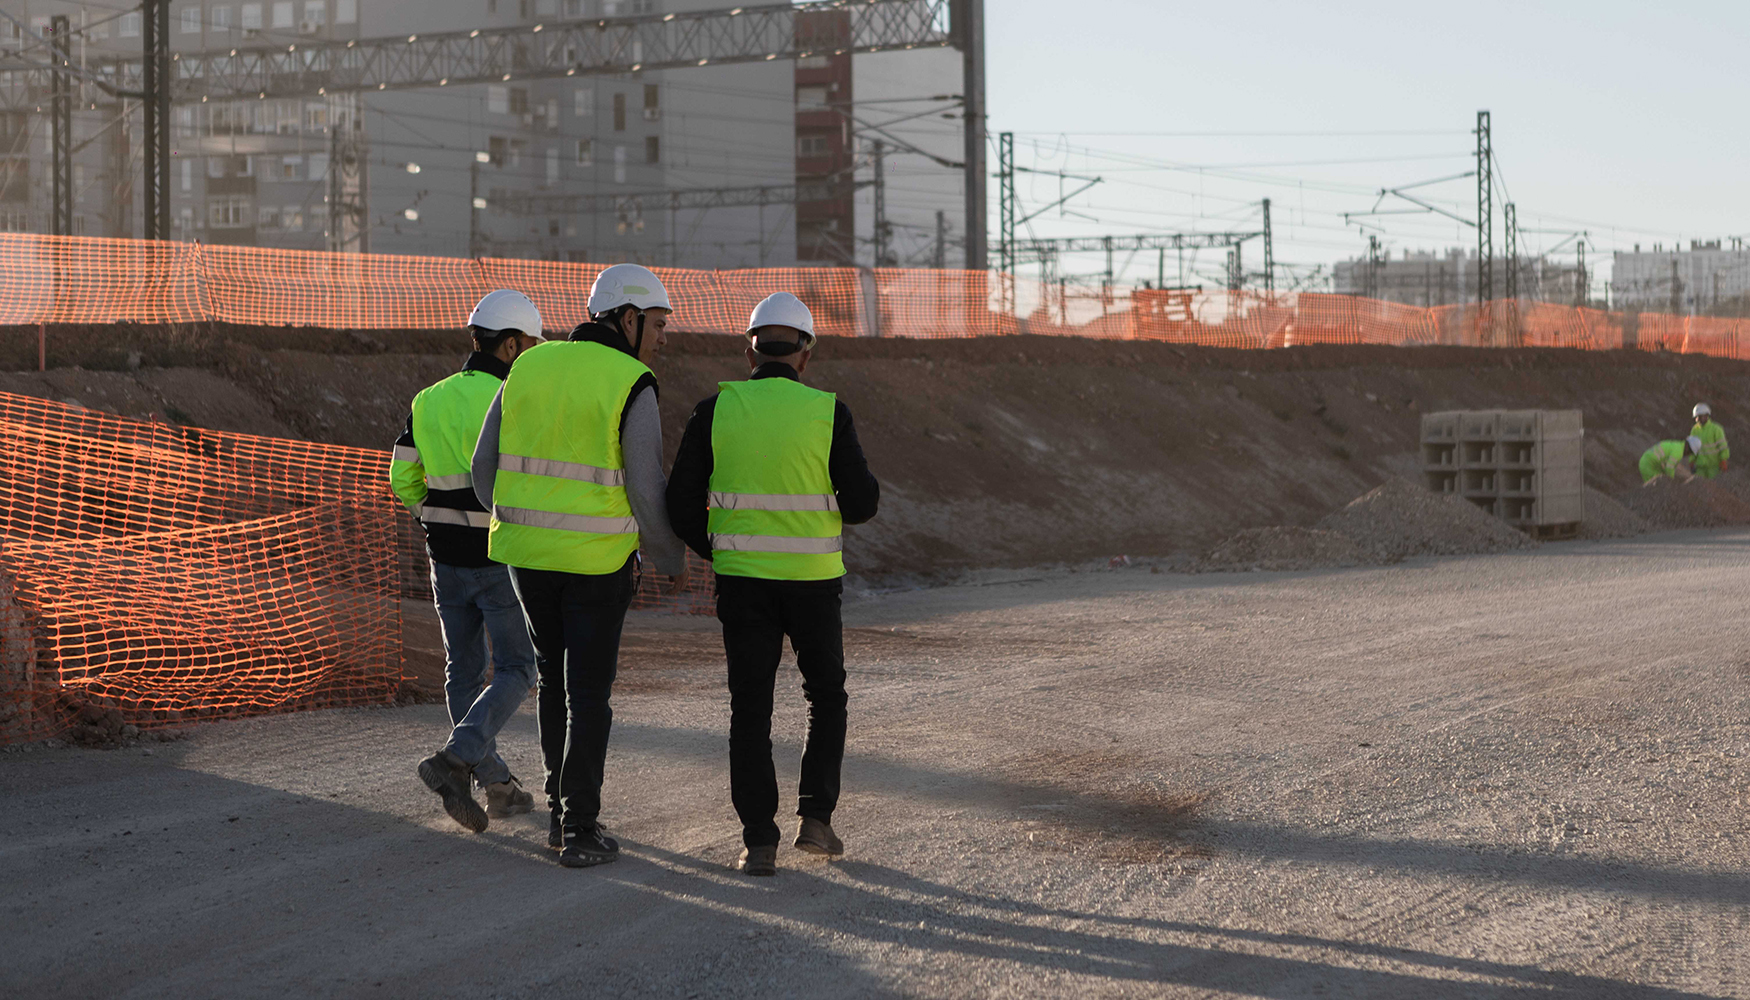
[432, 562, 538, 788]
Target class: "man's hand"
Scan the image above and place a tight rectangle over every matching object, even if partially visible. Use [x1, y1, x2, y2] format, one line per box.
[661, 565, 692, 595]
[1722, 459, 1729, 472]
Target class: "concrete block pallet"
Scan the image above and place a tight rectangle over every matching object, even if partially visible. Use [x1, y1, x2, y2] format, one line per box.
[1423, 409, 1584, 532]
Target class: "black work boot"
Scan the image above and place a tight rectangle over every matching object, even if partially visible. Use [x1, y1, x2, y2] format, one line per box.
[794, 817, 844, 856]
[417, 750, 488, 833]
[549, 810, 564, 851]
[558, 824, 620, 868]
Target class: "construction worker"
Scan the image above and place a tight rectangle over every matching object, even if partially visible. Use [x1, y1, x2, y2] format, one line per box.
[1639, 436, 1701, 483]
[394, 289, 543, 834]
[1691, 403, 1729, 478]
[665, 292, 880, 877]
[471, 263, 689, 868]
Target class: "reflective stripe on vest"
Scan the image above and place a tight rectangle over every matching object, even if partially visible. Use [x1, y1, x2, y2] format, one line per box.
[709, 491, 839, 512]
[707, 378, 844, 581]
[422, 507, 493, 528]
[500, 452, 626, 487]
[487, 340, 652, 574]
[425, 472, 473, 491]
[393, 444, 421, 464]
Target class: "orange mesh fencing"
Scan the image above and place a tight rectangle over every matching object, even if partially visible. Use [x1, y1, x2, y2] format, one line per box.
[0, 391, 401, 745]
[1, 232, 1744, 360]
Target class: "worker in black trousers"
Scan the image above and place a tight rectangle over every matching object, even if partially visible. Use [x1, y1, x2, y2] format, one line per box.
[665, 292, 879, 876]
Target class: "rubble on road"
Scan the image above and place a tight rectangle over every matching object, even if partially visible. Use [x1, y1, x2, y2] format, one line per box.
[1195, 526, 1379, 573]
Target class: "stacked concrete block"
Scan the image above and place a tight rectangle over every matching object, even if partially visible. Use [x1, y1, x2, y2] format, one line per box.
[1422, 409, 1584, 529]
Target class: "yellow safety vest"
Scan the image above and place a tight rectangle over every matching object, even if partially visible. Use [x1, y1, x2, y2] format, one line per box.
[708, 378, 844, 580]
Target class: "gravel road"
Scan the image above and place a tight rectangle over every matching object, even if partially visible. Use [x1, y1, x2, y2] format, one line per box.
[4, 532, 1748, 998]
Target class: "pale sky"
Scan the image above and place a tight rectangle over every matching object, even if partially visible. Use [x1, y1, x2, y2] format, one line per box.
[985, 0, 1750, 291]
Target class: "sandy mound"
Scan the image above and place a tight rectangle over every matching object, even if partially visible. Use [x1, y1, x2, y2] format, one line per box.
[1317, 478, 1538, 561]
[1576, 486, 1650, 539]
[1196, 526, 1379, 572]
[1615, 477, 1750, 529]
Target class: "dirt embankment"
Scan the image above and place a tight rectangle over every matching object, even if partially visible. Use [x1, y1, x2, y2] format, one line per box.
[6, 329, 1750, 579]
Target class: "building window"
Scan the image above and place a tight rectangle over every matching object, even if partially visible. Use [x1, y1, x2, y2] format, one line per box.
[304, 103, 328, 130]
[336, 0, 356, 24]
[644, 136, 659, 165]
[575, 139, 593, 166]
[259, 205, 281, 229]
[488, 136, 507, 167]
[207, 156, 226, 179]
[302, 1, 326, 30]
[282, 205, 303, 231]
[612, 92, 625, 131]
[272, 2, 294, 28]
[509, 88, 529, 116]
[564, 0, 582, 14]
[545, 147, 558, 185]
[211, 6, 233, 28]
[208, 197, 252, 229]
[796, 85, 830, 110]
[120, 12, 142, 36]
[281, 155, 302, 179]
[642, 84, 659, 120]
[797, 54, 831, 69]
[241, 3, 262, 28]
[574, 88, 592, 117]
[797, 134, 829, 157]
[180, 158, 192, 191]
[613, 145, 625, 184]
[181, 7, 203, 33]
[487, 85, 508, 114]
[307, 152, 328, 179]
[507, 140, 526, 169]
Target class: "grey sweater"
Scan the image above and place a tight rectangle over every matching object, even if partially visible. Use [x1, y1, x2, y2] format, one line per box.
[471, 385, 688, 575]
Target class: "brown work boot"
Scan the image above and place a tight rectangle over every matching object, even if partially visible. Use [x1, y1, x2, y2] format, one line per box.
[485, 777, 534, 818]
[417, 750, 488, 833]
[738, 844, 778, 876]
[794, 817, 844, 857]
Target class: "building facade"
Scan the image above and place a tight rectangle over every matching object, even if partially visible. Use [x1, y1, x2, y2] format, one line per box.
[1610, 241, 1750, 315]
[1333, 247, 1585, 307]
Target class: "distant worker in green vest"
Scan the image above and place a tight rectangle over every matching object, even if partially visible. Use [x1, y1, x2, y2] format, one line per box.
[665, 292, 881, 877]
[1691, 403, 1729, 478]
[471, 264, 690, 868]
[394, 289, 543, 834]
[1639, 436, 1701, 483]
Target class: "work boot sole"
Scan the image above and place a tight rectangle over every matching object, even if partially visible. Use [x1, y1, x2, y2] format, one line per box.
[558, 847, 619, 868]
[418, 757, 488, 833]
[794, 839, 840, 857]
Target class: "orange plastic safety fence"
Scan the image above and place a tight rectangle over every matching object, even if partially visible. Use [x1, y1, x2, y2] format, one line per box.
[2, 232, 1745, 360]
[0, 391, 401, 745]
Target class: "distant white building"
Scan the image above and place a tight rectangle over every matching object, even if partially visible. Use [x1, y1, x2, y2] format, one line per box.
[1610, 241, 1750, 315]
[1332, 247, 1585, 307]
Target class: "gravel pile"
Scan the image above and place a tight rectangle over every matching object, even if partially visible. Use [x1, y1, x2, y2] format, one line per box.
[1576, 486, 1650, 540]
[1615, 477, 1750, 529]
[1316, 478, 1538, 561]
[1196, 526, 1379, 573]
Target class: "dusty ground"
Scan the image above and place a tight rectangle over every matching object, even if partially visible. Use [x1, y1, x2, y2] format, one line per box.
[4, 333, 1746, 581]
[4, 532, 1748, 998]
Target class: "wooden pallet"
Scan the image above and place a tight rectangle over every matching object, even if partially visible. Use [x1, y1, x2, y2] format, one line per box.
[1519, 521, 1580, 541]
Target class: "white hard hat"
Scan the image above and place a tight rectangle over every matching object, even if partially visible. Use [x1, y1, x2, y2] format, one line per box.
[745, 292, 817, 352]
[1694, 402, 1712, 418]
[1687, 435, 1704, 454]
[588, 263, 671, 317]
[467, 289, 543, 340]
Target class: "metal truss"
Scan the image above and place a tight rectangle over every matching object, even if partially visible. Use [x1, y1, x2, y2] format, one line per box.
[500, 178, 866, 216]
[0, 0, 951, 109]
[1014, 232, 1263, 259]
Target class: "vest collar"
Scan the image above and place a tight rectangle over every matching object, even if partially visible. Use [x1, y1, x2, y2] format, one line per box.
[462, 350, 512, 380]
[750, 362, 801, 382]
[568, 321, 638, 358]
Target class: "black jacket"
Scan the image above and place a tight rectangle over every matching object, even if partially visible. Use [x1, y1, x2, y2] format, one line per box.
[396, 350, 509, 568]
[665, 362, 879, 569]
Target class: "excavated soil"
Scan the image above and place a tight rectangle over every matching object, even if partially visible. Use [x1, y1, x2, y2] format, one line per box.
[1576, 485, 1651, 539]
[1195, 526, 1378, 572]
[6, 329, 1750, 578]
[1616, 477, 1750, 529]
[1315, 478, 1538, 561]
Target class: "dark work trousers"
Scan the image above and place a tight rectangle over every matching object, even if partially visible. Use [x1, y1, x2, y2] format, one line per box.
[716, 573, 848, 848]
[509, 556, 635, 831]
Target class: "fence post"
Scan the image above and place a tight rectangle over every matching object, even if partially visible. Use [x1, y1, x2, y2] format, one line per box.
[857, 267, 881, 338]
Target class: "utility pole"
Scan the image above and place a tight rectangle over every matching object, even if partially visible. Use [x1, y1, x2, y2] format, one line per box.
[997, 131, 1014, 314]
[1157, 247, 1164, 290]
[48, 15, 72, 237]
[952, 0, 986, 271]
[1227, 243, 1243, 292]
[1261, 197, 1274, 297]
[871, 139, 888, 267]
[1503, 201, 1517, 300]
[326, 95, 369, 253]
[1575, 238, 1587, 307]
[1475, 109, 1492, 304]
[932, 209, 946, 269]
[141, 0, 170, 240]
[1364, 234, 1381, 299]
[468, 153, 484, 257]
[1102, 234, 1114, 311]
